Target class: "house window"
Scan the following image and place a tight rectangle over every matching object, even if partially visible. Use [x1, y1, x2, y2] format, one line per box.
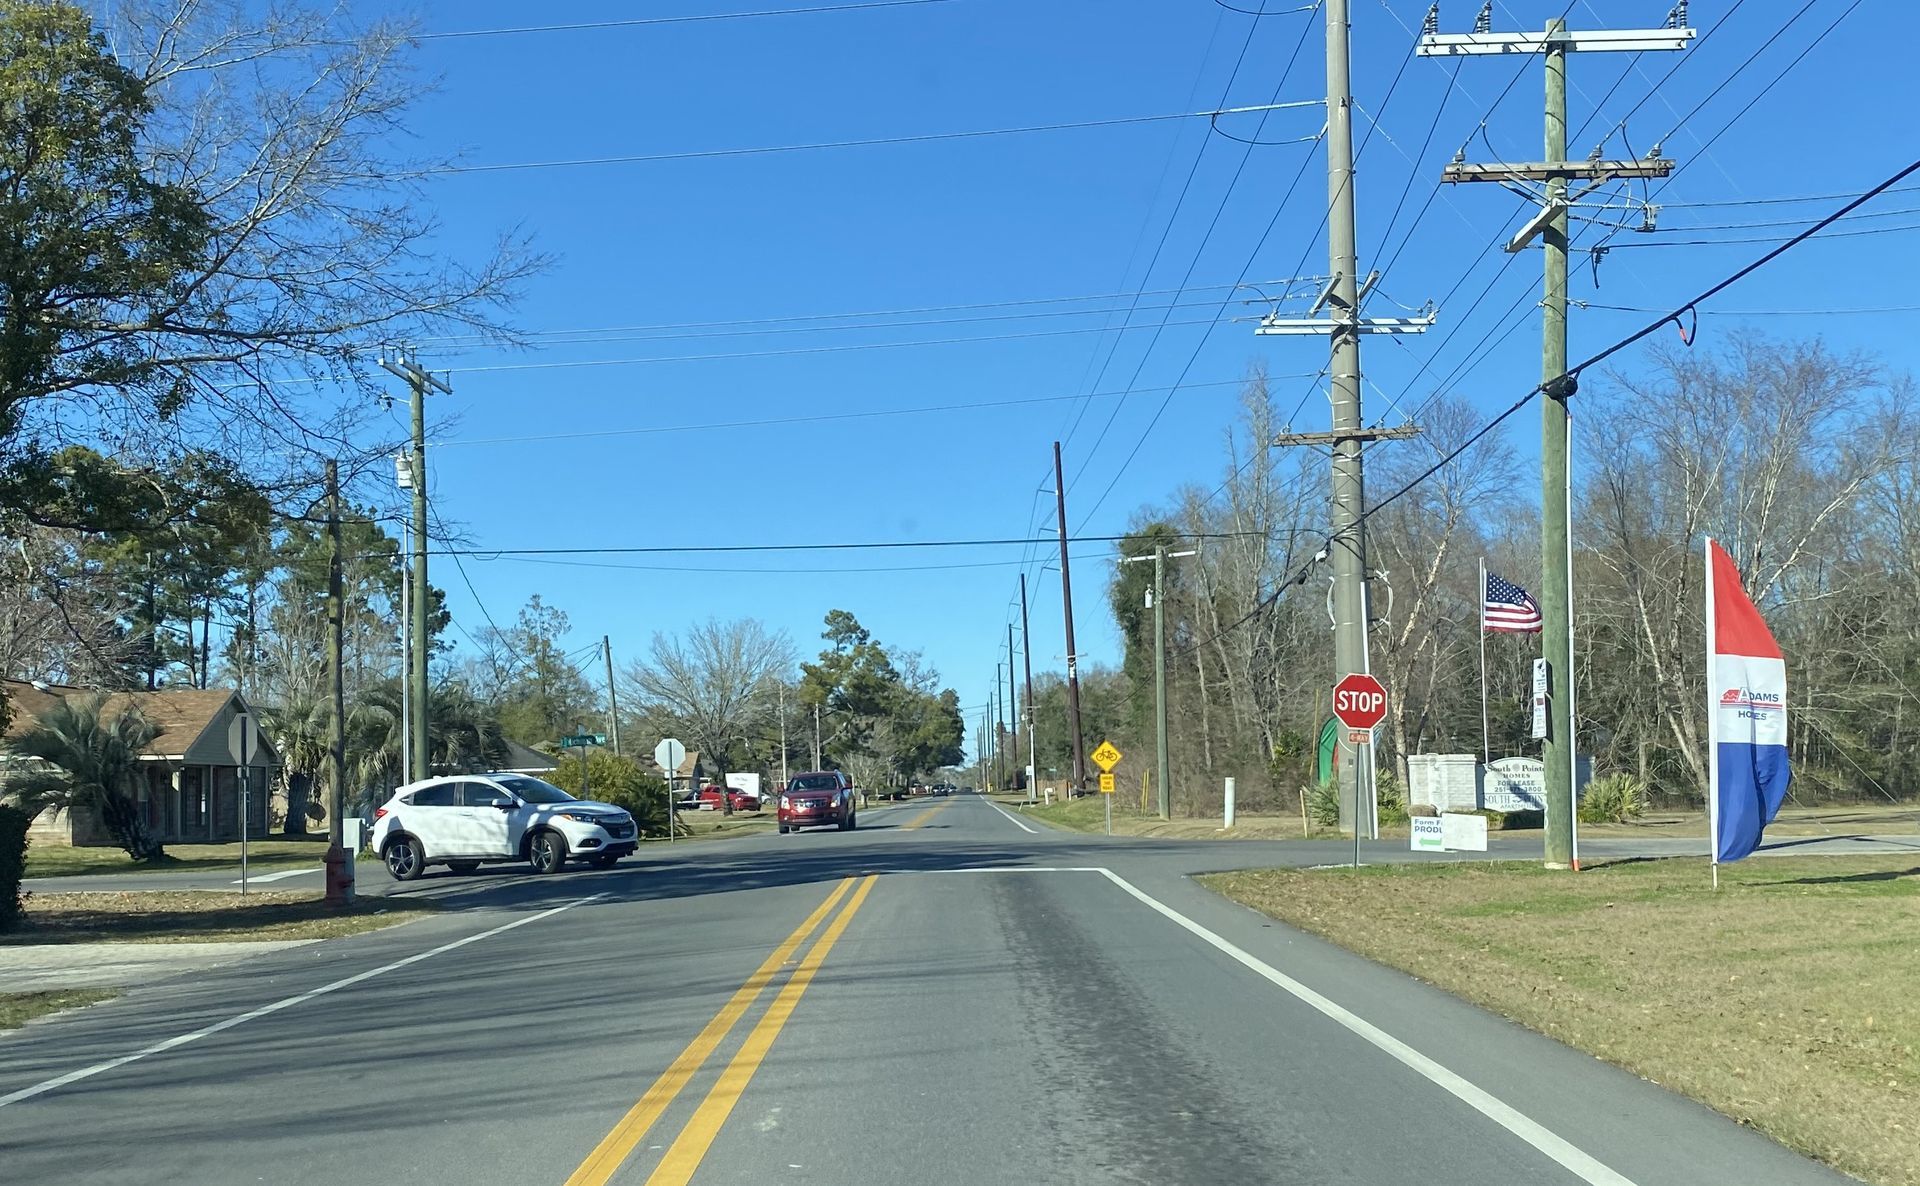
[181, 768, 206, 829]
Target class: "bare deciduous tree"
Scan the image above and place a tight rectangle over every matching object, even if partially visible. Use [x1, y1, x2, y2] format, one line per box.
[625, 619, 795, 809]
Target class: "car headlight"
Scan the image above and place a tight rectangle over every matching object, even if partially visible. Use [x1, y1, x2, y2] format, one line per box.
[557, 810, 604, 825]
[780, 795, 791, 809]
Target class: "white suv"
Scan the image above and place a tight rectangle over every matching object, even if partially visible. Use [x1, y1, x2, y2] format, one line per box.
[371, 773, 638, 880]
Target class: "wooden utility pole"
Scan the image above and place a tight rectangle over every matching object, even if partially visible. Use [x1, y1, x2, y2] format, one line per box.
[1421, 10, 1691, 868]
[1019, 573, 1037, 800]
[1053, 441, 1088, 796]
[1008, 625, 1019, 789]
[323, 461, 351, 906]
[380, 349, 451, 783]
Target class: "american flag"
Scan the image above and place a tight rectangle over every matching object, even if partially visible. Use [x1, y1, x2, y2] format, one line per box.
[1484, 571, 1543, 633]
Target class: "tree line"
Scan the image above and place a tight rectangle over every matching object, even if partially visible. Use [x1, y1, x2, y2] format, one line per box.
[1079, 338, 1919, 816]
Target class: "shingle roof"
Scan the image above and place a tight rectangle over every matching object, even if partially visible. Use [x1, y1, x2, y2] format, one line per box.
[2, 679, 246, 760]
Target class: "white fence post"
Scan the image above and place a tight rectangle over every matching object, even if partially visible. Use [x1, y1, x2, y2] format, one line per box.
[1224, 777, 1236, 829]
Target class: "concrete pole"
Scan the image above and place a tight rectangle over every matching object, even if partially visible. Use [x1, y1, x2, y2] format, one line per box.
[603, 635, 622, 756]
[399, 521, 411, 786]
[1324, 0, 1371, 836]
[1541, 17, 1575, 869]
[1154, 547, 1171, 820]
[409, 374, 431, 783]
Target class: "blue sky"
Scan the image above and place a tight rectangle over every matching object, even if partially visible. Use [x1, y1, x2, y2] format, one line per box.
[358, 0, 1914, 730]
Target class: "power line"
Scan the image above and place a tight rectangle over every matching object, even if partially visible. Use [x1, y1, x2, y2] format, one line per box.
[442, 101, 1322, 175]
[420, 530, 1271, 559]
[483, 550, 1118, 576]
[1183, 155, 1920, 652]
[416, 0, 959, 40]
[1069, 8, 1326, 518]
[432, 376, 1321, 449]
[1057, 0, 1282, 450]
[442, 315, 1245, 373]
[417, 281, 1289, 348]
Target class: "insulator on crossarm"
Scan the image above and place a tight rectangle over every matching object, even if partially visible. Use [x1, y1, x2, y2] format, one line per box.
[1423, 3, 1439, 36]
[1474, 2, 1492, 34]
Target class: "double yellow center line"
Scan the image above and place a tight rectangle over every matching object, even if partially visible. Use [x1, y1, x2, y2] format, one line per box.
[564, 875, 878, 1186]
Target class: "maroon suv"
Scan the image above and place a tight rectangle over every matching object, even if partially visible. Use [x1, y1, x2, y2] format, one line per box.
[779, 771, 856, 833]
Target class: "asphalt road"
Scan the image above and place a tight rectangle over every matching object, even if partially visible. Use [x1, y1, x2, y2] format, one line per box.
[0, 794, 1862, 1184]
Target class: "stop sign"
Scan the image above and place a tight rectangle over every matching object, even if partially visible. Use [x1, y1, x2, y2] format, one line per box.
[1332, 673, 1388, 730]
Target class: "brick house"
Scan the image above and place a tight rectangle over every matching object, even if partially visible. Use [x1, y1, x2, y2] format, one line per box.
[1, 679, 282, 847]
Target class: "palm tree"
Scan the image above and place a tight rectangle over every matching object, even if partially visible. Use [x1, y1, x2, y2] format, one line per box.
[344, 680, 511, 813]
[3, 694, 167, 861]
[261, 692, 330, 834]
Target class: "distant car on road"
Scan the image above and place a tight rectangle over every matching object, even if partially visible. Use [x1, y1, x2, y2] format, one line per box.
[371, 773, 638, 879]
[779, 771, 856, 833]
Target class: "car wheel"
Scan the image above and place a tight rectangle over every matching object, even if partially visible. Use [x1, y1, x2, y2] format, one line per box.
[448, 861, 479, 875]
[846, 812, 857, 831]
[529, 830, 568, 874]
[383, 836, 424, 881]
[778, 822, 789, 834]
[589, 853, 619, 869]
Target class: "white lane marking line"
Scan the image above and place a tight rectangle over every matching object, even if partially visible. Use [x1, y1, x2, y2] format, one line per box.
[988, 802, 1039, 834]
[866, 866, 1106, 874]
[1093, 868, 1637, 1186]
[230, 867, 319, 884]
[0, 892, 608, 1110]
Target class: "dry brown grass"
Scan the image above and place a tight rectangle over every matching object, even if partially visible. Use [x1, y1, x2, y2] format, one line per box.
[3, 891, 438, 945]
[1204, 857, 1920, 1186]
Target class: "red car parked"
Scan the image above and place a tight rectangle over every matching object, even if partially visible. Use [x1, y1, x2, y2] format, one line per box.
[778, 771, 856, 833]
[695, 785, 758, 813]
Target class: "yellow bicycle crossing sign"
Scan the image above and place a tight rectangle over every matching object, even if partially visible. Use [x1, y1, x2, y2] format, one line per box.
[1091, 740, 1122, 772]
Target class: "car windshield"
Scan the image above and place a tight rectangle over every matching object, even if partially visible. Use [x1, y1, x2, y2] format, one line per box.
[492, 775, 576, 804]
[791, 774, 840, 791]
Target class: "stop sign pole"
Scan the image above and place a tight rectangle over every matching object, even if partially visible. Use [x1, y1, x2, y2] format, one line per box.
[1332, 673, 1388, 859]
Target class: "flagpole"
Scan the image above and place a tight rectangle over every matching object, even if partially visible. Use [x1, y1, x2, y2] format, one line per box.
[1479, 556, 1491, 765]
[1705, 534, 1720, 891]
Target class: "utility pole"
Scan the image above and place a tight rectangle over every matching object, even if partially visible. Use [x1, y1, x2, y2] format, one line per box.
[1019, 573, 1037, 801]
[322, 461, 351, 906]
[1121, 546, 1197, 819]
[1053, 442, 1088, 796]
[778, 685, 789, 788]
[1007, 626, 1019, 790]
[602, 635, 622, 756]
[397, 510, 411, 786]
[1257, 0, 1431, 839]
[813, 702, 822, 771]
[380, 348, 450, 785]
[992, 671, 1003, 792]
[1421, 8, 1691, 868]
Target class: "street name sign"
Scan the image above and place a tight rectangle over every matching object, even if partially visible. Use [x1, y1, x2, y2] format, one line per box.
[560, 733, 606, 749]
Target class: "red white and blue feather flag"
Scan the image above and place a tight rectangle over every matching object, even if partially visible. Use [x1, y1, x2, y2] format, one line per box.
[1705, 538, 1791, 871]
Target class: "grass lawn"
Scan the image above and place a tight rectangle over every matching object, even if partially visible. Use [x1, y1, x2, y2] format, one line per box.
[0, 989, 119, 1031]
[23, 835, 370, 880]
[1203, 856, 1920, 1186]
[1017, 794, 1919, 843]
[2, 890, 439, 946]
